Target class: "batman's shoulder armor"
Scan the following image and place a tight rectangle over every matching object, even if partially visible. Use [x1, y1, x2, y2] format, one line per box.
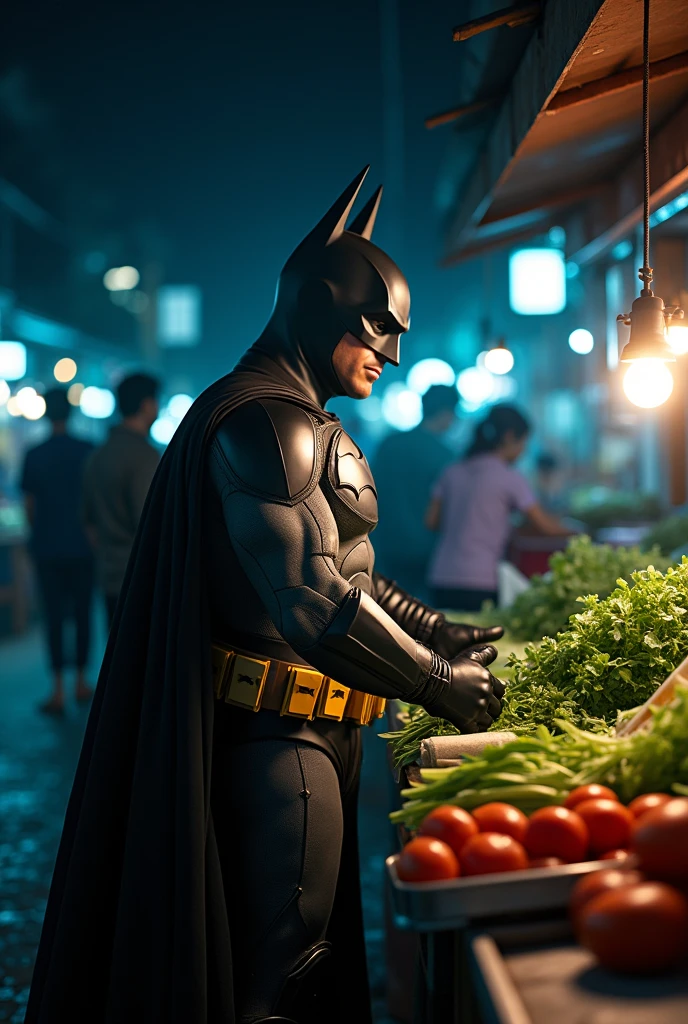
[326, 427, 378, 525]
[213, 399, 320, 503]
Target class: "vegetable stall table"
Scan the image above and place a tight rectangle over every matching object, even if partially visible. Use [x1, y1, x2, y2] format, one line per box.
[386, 773, 688, 1024]
[386, 759, 605, 1024]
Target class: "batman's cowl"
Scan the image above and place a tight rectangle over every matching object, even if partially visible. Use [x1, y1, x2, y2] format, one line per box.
[239, 169, 410, 407]
[24, 166, 409, 1024]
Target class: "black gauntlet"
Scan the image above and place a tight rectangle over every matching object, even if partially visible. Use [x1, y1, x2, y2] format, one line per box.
[373, 573, 504, 657]
[300, 589, 504, 732]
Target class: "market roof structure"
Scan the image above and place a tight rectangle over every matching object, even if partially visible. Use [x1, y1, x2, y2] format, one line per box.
[441, 0, 688, 265]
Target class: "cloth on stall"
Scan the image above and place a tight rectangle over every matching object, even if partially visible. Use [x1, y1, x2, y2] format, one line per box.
[419, 730, 518, 767]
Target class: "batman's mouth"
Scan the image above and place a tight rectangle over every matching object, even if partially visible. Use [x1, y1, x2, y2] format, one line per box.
[364, 365, 382, 380]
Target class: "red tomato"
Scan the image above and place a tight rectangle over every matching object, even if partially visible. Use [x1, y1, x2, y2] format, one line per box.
[528, 856, 565, 869]
[419, 805, 478, 857]
[396, 837, 460, 882]
[471, 803, 528, 843]
[525, 806, 589, 863]
[569, 867, 645, 924]
[460, 832, 529, 876]
[578, 882, 688, 974]
[633, 798, 688, 881]
[601, 849, 633, 863]
[574, 799, 634, 856]
[627, 793, 673, 820]
[564, 784, 618, 809]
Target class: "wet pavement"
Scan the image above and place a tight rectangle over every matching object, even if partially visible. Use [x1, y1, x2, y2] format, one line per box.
[0, 615, 400, 1024]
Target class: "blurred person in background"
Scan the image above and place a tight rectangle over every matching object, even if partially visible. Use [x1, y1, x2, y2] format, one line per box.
[20, 388, 95, 713]
[82, 373, 160, 625]
[534, 451, 567, 514]
[426, 405, 571, 611]
[372, 383, 458, 601]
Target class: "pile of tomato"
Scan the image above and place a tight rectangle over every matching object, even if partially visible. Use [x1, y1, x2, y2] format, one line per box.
[396, 791, 688, 975]
[570, 796, 688, 975]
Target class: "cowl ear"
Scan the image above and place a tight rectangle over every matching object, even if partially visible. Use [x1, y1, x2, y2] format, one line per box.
[347, 185, 382, 240]
[304, 166, 369, 248]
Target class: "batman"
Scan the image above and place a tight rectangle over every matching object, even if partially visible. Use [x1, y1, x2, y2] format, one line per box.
[25, 167, 504, 1024]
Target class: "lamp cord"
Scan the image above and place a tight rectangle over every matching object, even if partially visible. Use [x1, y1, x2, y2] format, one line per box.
[641, 0, 652, 294]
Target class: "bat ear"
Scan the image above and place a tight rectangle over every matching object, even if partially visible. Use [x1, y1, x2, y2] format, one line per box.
[347, 185, 382, 240]
[304, 166, 370, 248]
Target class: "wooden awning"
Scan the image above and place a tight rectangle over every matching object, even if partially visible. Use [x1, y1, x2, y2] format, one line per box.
[443, 0, 688, 265]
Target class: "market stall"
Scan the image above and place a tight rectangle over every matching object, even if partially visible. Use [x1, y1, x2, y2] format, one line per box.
[382, 550, 688, 1022]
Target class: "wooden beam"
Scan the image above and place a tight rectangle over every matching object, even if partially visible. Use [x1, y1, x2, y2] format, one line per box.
[479, 182, 604, 225]
[569, 95, 688, 266]
[425, 97, 500, 130]
[452, 2, 541, 43]
[547, 50, 688, 114]
[443, 0, 608, 263]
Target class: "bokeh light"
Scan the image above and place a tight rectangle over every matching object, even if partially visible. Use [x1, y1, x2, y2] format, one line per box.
[509, 249, 566, 315]
[381, 383, 422, 431]
[623, 359, 674, 408]
[103, 266, 140, 291]
[456, 367, 495, 407]
[568, 328, 594, 355]
[6, 397, 21, 417]
[23, 394, 47, 420]
[406, 358, 455, 395]
[68, 382, 85, 406]
[667, 324, 688, 355]
[15, 386, 46, 420]
[54, 357, 78, 382]
[167, 393, 194, 419]
[483, 346, 514, 375]
[0, 342, 27, 381]
[0, 379, 9, 407]
[151, 415, 178, 445]
[80, 386, 116, 419]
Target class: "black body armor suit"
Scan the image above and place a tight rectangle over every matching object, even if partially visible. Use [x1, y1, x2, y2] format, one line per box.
[206, 168, 504, 1024]
[24, 168, 504, 1024]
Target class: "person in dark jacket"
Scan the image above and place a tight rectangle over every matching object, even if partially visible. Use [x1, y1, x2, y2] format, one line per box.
[372, 383, 458, 601]
[82, 373, 160, 624]
[20, 388, 95, 713]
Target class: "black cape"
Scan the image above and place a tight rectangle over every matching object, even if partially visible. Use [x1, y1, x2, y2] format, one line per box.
[25, 364, 369, 1024]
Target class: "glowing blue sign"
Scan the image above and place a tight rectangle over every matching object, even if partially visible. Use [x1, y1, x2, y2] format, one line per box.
[509, 249, 566, 315]
[0, 342, 27, 380]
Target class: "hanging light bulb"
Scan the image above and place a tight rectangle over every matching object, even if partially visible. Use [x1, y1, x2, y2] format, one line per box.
[623, 359, 674, 408]
[617, 0, 682, 408]
[484, 338, 514, 375]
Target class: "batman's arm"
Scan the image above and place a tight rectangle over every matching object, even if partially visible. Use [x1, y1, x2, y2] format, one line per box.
[373, 572, 505, 657]
[373, 572, 444, 644]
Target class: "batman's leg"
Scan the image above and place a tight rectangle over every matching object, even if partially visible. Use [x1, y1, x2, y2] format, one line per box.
[212, 737, 344, 1023]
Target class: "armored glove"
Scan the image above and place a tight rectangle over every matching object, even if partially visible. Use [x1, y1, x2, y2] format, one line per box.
[417, 644, 505, 733]
[430, 620, 504, 661]
[373, 573, 504, 658]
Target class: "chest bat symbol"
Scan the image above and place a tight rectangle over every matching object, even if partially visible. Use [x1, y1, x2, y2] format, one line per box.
[336, 452, 378, 502]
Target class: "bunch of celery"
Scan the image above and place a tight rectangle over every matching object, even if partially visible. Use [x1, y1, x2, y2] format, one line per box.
[390, 685, 688, 828]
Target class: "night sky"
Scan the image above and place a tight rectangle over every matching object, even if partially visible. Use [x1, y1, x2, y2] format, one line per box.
[3, 1, 473, 383]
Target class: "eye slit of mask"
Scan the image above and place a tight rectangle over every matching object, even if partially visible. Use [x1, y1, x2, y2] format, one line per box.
[364, 313, 404, 337]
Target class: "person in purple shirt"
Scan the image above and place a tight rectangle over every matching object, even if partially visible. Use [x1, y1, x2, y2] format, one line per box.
[425, 405, 570, 611]
[20, 388, 95, 713]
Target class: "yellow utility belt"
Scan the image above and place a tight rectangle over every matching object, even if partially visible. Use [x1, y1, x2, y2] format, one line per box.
[211, 643, 386, 727]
